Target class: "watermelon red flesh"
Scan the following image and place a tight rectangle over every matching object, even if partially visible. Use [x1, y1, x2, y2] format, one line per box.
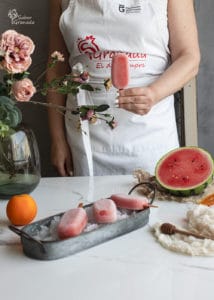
[156, 148, 213, 190]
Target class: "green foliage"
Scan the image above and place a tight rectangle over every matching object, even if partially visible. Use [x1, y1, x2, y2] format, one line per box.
[80, 84, 94, 91]
[0, 28, 115, 132]
[0, 82, 8, 96]
[0, 96, 22, 128]
[41, 76, 96, 96]
[95, 104, 110, 112]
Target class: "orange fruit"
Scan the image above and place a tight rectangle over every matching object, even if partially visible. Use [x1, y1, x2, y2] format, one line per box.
[6, 194, 37, 226]
[200, 193, 214, 206]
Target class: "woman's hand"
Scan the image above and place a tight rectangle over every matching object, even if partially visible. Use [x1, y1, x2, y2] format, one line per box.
[51, 139, 73, 176]
[117, 86, 156, 115]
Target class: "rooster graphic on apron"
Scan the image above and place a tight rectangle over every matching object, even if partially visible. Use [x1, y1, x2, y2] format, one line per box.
[60, 0, 179, 176]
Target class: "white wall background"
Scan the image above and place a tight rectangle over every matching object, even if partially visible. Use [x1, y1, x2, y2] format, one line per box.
[195, 0, 214, 153]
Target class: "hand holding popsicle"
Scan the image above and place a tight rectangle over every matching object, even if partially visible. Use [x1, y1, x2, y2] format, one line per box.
[111, 53, 156, 115]
[118, 86, 156, 115]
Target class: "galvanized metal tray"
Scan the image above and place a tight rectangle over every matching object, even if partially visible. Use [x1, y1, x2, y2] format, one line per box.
[9, 182, 155, 260]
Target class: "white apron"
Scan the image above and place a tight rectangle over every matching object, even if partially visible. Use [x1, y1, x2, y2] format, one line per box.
[60, 0, 179, 176]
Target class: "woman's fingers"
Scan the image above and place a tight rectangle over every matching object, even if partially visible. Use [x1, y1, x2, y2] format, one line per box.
[119, 101, 150, 114]
[51, 141, 73, 176]
[119, 87, 144, 97]
[118, 95, 152, 115]
[65, 157, 73, 176]
[57, 163, 68, 177]
[117, 87, 155, 115]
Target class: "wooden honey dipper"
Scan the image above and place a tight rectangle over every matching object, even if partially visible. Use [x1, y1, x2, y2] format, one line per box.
[160, 223, 214, 241]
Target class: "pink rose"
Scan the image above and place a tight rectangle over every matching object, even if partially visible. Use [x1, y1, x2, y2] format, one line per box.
[11, 78, 36, 102]
[0, 30, 35, 73]
[72, 71, 90, 83]
[86, 109, 94, 120]
[80, 71, 89, 82]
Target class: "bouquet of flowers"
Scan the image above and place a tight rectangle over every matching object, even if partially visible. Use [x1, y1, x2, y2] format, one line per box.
[0, 30, 116, 139]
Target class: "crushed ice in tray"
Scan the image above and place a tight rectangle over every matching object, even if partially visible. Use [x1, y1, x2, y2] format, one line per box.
[32, 206, 132, 242]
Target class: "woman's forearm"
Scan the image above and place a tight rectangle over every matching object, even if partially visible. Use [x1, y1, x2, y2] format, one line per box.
[47, 92, 67, 143]
[148, 52, 200, 103]
[149, 0, 200, 103]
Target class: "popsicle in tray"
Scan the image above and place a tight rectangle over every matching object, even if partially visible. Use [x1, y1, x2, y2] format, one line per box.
[111, 53, 130, 89]
[110, 194, 150, 210]
[57, 207, 88, 239]
[93, 198, 117, 223]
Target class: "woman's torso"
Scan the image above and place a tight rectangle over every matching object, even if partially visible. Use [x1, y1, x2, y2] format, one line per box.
[60, 0, 170, 84]
[59, 0, 179, 176]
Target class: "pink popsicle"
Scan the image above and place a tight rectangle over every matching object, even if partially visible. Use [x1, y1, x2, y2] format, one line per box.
[93, 198, 117, 223]
[111, 53, 130, 89]
[57, 207, 88, 239]
[110, 194, 149, 210]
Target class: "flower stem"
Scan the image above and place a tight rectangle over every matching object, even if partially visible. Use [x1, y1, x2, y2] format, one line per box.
[34, 68, 48, 86]
[29, 100, 67, 111]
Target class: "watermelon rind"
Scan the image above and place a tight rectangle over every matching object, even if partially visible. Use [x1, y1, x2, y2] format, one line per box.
[155, 147, 214, 197]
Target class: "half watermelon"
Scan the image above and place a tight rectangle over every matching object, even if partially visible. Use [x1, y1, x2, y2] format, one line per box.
[155, 147, 214, 196]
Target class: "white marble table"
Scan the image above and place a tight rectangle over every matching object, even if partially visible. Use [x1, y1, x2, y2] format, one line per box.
[0, 175, 214, 300]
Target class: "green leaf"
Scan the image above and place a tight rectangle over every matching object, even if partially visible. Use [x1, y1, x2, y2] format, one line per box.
[56, 87, 68, 94]
[0, 83, 8, 96]
[6, 79, 13, 85]
[3, 74, 10, 81]
[102, 113, 112, 117]
[80, 84, 94, 91]
[67, 81, 81, 88]
[71, 110, 80, 115]
[79, 106, 88, 117]
[81, 105, 98, 111]
[0, 121, 10, 138]
[0, 96, 15, 105]
[13, 72, 30, 80]
[70, 88, 80, 96]
[42, 82, 49, 89]
[48, 78, 61, 88]
[95, 104, 110, 112]
[41, 89, 47, 96]
[0, 96, 22, 128]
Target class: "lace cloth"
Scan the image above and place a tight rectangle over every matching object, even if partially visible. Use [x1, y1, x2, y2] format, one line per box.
[133, 169, 214, 203]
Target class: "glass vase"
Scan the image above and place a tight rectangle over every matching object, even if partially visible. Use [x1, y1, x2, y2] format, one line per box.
[0, 125, 41, 199]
